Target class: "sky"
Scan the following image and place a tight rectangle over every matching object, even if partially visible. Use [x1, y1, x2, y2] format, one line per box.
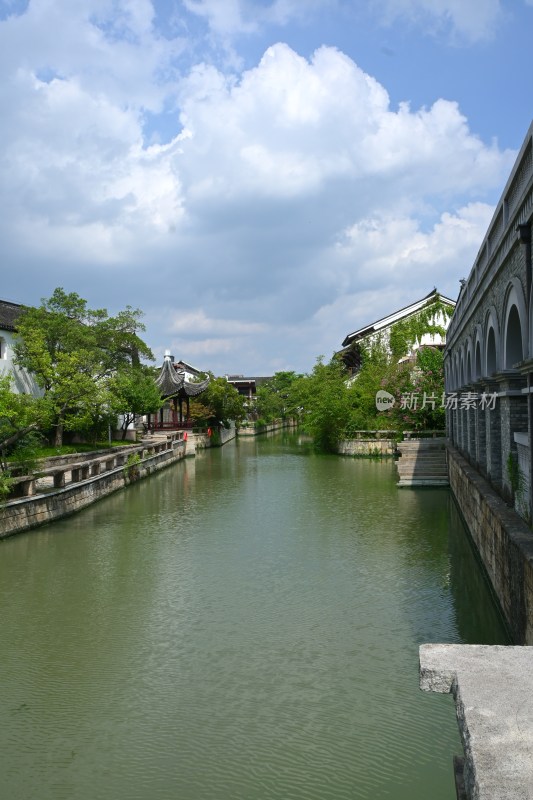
[0, 0, 532, 376]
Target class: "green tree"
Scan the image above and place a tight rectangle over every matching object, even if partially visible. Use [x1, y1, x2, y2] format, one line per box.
[0, 375, 50, 498]
[13, 288, 154, 447]
[388, 347, 445, 431]
[0, 375, 49, 460]
[345, 336, 395, 433]
[192, 376, 246, 428]
[109, 367, 163, 439]
[255, 371, 301, 422]
[289, 357, 351, 453]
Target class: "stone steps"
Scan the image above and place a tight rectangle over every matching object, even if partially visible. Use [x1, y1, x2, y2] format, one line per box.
[396, 438, 449, 487]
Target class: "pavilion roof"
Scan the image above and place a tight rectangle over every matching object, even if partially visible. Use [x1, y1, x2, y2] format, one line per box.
[155, 356, 210, 398]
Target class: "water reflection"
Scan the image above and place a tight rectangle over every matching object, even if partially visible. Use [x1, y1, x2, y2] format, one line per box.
[0, 434, 508, 800]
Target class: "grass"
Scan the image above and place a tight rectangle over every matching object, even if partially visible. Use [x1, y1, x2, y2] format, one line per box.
[33, 441, 134, 459]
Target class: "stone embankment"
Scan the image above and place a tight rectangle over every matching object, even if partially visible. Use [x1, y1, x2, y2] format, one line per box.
[237, 419, 297, 437]
[0, 432, 186, 539]
[337, 431, 397, 457]
[448, 444, 533, 645]
[184, 424, 236, 455]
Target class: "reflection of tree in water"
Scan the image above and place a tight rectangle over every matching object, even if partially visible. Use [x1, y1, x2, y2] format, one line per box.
[447, 496, 510, 645]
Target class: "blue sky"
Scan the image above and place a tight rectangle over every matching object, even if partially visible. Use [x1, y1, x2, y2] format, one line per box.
[0, 0, 532, 375]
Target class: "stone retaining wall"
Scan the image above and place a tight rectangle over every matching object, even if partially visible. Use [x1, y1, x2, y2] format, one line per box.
[337, 438, 397, 456]
[237, 420, 297, 437]
[448, 444, 533, 644]
[0, 440, 186, 540]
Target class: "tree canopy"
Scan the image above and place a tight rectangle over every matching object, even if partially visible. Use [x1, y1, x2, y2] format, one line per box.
[189, 376, 246, 428]
[13, 288, 155, 446]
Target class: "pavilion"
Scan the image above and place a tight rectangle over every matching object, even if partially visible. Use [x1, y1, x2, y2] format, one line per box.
[149, 353, 210, 430]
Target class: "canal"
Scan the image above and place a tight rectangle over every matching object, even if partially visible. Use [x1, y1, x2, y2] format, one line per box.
[0, 433, 508, 800]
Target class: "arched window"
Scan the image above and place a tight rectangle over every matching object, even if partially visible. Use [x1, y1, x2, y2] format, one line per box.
[474, 341, 482, 380]
[466, 345, 472, 384]
[487, 327, 497, 376]
[505, 305, 523, 368]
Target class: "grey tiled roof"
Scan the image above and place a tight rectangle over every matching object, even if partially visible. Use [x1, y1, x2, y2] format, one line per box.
[155, 358, 210, 398]
[0, 300, 24, 332]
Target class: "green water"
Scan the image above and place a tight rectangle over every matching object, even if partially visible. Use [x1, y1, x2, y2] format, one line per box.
[0, 433, 508, 800]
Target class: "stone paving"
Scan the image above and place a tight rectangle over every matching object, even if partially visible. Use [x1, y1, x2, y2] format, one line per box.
[420, 643, 533, 799]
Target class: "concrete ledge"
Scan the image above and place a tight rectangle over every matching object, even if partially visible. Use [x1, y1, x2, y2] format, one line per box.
[420, 643, 533, 800]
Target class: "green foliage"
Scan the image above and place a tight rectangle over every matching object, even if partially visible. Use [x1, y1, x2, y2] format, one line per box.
[124, 452, 141, 481]
[289, 357, 351, 453]
[255, 371, 302, 422]
[345, 336, 394, 433]
[192, 376, 246, 427]
[388, 296, 453, 360]
[0, 375, 50, 461]
[109, 366, 163, 439]
[287, 305, 448, 451]
[388, 348, 445, 431]
[7, 430, 45, 475]
[0, 378, 49, 497]
[0, 470, 13, 502]
[13, 288, 154, 447]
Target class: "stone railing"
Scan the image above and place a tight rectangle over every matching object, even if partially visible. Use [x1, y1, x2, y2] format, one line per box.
[1, 432, 187, 539]
[7, 432, 185, 499]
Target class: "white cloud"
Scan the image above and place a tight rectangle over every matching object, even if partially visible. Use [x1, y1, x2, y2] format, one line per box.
[0, 4, 517, 372]
[335, 202, 494, 288]
[170, 309, 266, 336]
[175, 44, 512, 210]
[182, 0, 331, 37]
[373, 0, 504, 42]
[178, 0, 516, 45]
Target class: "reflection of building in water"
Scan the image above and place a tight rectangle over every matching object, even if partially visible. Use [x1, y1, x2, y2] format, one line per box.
[446, 499, 509, 645]
[151, 351, 210, 429]
[0, 299, 42, 396]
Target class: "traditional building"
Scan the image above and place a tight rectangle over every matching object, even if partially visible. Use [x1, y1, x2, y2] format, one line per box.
[150, 352, 210, 429]
[225, 375, 272, 399]
[444, 120, 533, 517]
[338, 289, 456, 375]
[0, 299, 41, 395]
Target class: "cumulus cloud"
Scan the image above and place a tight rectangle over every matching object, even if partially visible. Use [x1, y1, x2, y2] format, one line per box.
[334, 202, 493, 290]
[0, 3, 518, 372]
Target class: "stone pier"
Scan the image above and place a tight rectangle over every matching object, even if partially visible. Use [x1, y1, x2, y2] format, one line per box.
[420, 644, 533, 799]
